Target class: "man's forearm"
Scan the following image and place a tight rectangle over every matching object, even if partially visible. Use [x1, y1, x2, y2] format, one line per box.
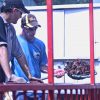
[17, 54, 32, 79]
[0, 46, 12, 79]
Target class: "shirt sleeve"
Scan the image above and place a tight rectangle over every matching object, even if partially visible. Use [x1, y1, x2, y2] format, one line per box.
[10, 25, 24, 58]
[0, 17, 7, 47]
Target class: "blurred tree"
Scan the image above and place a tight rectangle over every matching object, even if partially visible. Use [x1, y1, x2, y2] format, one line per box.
[22, 0, 37, 6]
[0, 0, 90, 6]
[0, 0, 3, 7]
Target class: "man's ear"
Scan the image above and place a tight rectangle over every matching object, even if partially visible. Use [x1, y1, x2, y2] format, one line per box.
[12, 8, 17, 13]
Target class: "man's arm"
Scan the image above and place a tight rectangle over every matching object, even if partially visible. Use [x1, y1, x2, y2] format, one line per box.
[0, 16, 12, 79]
[0, 46, 12, 79]
[16, 55, 43, 83]
[41, 65, 65, 78]
[16, 54, 32, 79]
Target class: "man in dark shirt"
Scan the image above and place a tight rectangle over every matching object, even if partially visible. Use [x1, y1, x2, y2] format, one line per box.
[0, 0, 43, 83]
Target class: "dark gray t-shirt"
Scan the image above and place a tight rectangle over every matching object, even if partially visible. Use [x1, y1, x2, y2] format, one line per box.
[5, 23, 24, 61]
[0, 16, 7, 46]
[0, 16, 23, 61]
[0, 16, 24, 82]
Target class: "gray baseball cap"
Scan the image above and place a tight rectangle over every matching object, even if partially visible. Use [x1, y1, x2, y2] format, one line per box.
[21, 14, 41, 28]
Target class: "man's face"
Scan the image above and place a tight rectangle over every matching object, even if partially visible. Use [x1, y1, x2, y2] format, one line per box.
[23, 26, 38, 41]
[9, 8, 23, 24]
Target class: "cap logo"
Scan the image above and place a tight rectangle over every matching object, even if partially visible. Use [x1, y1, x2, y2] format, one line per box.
[25, 15, 33, 28]
[29, 17, 36, 22]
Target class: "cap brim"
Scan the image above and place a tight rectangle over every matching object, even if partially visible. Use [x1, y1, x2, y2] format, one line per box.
[32, 22, 41, 27]
[26, 21, 41, 28]
[22, 7, 30, 13]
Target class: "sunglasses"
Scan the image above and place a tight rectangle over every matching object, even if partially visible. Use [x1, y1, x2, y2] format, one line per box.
[27, 26, 38, 32]
[16, 8, 23, 15]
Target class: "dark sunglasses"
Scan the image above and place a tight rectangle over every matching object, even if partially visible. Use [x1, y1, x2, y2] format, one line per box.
[27, 26, 38, 31]
[16, 8, 23, 15]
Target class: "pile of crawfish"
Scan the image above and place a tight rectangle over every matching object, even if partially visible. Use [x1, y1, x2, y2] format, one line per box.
[64, 59, 90, 76]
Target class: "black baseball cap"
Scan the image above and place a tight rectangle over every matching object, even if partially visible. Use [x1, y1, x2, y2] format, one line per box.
[2, 0, 29, 13]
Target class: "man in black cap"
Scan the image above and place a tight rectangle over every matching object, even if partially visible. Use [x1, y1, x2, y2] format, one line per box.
[0, 0, 43, 83]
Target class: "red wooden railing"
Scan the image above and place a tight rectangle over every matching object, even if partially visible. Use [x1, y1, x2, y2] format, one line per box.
[0, 83, 100, 100]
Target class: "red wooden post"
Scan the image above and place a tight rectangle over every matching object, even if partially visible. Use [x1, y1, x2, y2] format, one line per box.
[46, 0, 54, 83]
[46, 0, 54, 99]
[89, 0, 95, 84]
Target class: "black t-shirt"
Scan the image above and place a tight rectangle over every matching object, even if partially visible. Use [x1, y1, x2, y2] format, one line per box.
[0, 16, 24, 82]
[0, 16, 7, 47]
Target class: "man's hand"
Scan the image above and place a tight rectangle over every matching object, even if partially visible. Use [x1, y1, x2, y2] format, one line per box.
[29, 77, 44, 83]
[54, 69, 65, 78]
